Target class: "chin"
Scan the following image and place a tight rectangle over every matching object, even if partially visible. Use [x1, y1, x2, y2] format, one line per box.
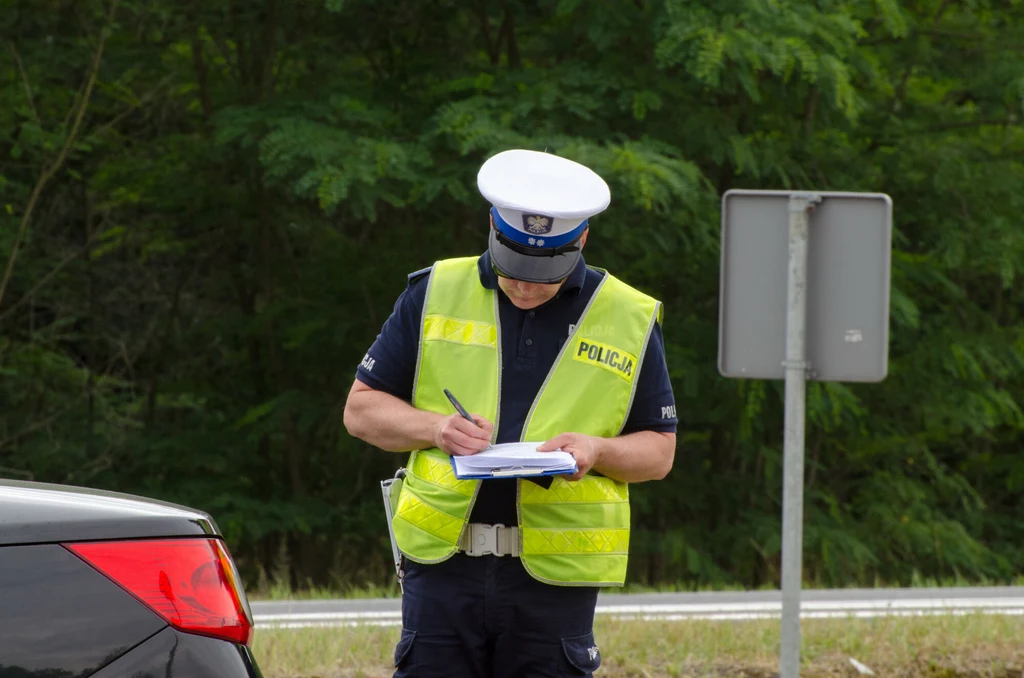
[512, 298, 543, 310]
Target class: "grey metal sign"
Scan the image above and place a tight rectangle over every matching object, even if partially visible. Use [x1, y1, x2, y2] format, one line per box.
[718, 190, 893, 382]
[717, 189, 892, 678]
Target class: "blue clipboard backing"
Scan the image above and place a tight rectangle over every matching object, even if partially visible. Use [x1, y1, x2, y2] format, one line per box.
[449, 456, 577, 482]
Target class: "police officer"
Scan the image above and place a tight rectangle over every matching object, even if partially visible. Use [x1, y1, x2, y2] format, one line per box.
[343, 149, 677, 678]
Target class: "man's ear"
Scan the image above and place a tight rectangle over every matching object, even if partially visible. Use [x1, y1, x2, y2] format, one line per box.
[489, 212, 496, 230]
[579, 227, 589, 249]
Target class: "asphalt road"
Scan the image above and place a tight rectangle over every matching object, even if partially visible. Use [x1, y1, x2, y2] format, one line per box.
[251, 586, 1024, 629]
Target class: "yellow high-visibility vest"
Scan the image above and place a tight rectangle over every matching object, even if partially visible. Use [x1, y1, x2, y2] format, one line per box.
[392, 257, 662, 586]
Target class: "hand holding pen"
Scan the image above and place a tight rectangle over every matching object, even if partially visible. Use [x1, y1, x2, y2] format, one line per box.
[434, 388, 493, 456]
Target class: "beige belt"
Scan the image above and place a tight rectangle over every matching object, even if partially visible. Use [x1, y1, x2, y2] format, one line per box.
[459, 523, 520, 557]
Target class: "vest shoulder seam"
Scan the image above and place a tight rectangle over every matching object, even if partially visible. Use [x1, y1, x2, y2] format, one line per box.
[407, 264, 433, 285]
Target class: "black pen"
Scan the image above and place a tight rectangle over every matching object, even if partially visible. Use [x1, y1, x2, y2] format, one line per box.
[444, 389, 494, 454]
[443, 388, 477, 425]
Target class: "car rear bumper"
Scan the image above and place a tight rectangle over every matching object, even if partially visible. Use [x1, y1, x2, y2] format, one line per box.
[91, 626, 263, 678]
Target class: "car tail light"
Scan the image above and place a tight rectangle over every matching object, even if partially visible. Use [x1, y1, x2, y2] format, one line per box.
[66, 538, 253, 646]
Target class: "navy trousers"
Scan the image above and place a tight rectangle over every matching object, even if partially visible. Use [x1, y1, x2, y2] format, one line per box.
[393, 553, 602, 677]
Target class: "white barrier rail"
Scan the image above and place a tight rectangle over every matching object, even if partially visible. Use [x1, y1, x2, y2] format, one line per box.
[253, 592, 1024, 630]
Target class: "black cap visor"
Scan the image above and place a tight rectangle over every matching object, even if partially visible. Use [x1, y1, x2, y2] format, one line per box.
[488, 228, 582, 284]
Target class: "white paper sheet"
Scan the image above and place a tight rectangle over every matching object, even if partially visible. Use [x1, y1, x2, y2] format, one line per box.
[451, 442, 576, 478]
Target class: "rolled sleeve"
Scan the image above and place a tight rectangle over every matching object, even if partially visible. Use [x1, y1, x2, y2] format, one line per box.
[355, 273, 429, 402]
[621, 321, 677, 434]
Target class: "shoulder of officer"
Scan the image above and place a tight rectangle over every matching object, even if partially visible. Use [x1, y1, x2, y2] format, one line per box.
[406, 265, 432, 285]
[606, 270, 664, 324]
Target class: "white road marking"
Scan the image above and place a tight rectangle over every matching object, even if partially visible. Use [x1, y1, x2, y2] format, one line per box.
[253, 596, 1024, 629]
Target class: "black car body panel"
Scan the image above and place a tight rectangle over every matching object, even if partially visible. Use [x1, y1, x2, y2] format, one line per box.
[0, 480, 259, 677]
[0, 479, 217, 546]
[0, 544, 167, 677]
[90, 627, 264, 678]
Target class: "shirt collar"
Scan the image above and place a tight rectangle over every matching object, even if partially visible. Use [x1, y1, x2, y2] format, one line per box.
[477, 250, 587, 297]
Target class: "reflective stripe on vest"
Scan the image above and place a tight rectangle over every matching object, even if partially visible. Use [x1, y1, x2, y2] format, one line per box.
[392, 257, 496, 563]
[392, 257, 662, 585]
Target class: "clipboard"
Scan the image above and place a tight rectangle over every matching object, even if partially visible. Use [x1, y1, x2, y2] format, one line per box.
[449, 456, 577, 481]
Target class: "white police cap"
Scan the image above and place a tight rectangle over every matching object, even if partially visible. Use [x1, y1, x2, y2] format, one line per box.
[477, 149, 610, 283]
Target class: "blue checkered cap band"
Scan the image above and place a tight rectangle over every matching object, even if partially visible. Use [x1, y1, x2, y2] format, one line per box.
[491, 208, 588, 249]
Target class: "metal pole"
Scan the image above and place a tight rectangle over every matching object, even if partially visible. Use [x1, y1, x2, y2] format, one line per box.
[780, 194, 818, 678]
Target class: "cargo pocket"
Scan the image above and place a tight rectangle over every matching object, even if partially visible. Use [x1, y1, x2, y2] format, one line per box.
[560, 632, 602, 676]
[394, 628, 416, 669]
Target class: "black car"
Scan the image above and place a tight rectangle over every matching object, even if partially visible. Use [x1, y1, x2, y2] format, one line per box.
[0, 478, 262, 677]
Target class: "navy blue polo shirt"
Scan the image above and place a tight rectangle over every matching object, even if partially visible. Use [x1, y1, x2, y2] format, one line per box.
[356, 252, 677, 525]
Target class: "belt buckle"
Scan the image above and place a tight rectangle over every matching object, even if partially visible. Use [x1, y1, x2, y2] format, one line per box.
[466, 523, 505, 557]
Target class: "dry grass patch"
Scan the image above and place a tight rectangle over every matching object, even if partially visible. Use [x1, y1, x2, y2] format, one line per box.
[252, 614, 1024, 678]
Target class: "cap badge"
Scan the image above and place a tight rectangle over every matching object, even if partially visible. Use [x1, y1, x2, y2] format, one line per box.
[523, 214, 553, 234]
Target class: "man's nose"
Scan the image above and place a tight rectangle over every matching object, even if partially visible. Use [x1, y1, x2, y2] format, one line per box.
[519, 282, 541, 295]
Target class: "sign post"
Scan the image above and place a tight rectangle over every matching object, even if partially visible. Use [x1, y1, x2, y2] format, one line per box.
[718, 190, 893, 678]
[780, 194, 816, 677]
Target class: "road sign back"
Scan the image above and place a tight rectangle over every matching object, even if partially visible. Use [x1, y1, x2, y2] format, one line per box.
[718, 190, 892, 382]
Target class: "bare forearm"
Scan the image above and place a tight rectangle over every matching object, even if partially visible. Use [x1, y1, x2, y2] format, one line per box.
[343, 385, 442, 452]
[593, 431, 675, 483]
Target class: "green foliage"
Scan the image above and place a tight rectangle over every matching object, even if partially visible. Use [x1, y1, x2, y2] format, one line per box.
[2, 0, 1024, 592]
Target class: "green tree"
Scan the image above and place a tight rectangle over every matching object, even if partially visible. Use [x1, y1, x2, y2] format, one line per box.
[2, 0, 1023, 592]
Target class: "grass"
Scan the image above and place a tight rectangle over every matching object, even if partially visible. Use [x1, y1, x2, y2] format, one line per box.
[249, 580, 402, 601]
[251, 613, 1024, 677]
